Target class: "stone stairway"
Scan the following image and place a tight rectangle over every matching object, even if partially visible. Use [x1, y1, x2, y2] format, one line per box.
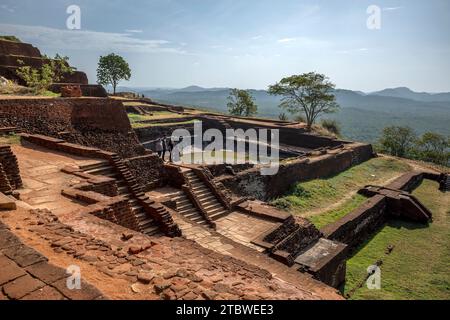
[184, 170, 229, 221]
[82, 161, 161, 236]
[173, 192, 209, 226]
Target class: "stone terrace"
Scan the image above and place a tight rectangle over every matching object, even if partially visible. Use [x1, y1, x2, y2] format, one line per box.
[0, 142, 342, 300]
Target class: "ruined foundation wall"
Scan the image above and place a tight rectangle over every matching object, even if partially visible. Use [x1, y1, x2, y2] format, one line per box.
[220, 143, 374, 200]
[0, 98, 147, 158]
[321, 195, 388, 250]
[125, 154, 167, 191]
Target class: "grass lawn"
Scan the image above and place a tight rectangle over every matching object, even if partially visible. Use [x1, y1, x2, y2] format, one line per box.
[0, 134, 21, 145]
[128, 112, 185, 123]
[272, 157, 411, 215]
[344, 180, 450, 300]
[132, 119, 198, 129]
[309, 194, 368, 229]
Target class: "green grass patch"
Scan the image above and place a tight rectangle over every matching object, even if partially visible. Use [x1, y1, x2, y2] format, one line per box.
[309, 194, 368, 229]
[128, 112, 185, 124]
[132, 119, 198, 129]
[271, 157, 411, 214]
[344, 180, 450, 300]
[0, 134, 21, 145]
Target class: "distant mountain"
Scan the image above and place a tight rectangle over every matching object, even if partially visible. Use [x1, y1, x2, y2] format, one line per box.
[370, 87, 450, 103]
[128, 86, 450, 143]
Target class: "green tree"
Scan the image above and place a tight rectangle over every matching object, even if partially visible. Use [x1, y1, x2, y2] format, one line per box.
[415, 132, 449, 166]
[97, 53, 131, 94]
[378, 126, 417, 158]
[268, 72, 339, 130]
[44, 54, 76, 83]
[15, 54, 74, 94]
[227, 88, 258, 117]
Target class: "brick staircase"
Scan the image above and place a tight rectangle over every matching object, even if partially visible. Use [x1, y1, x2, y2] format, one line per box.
[173, 192, 209, 226]
[184, 170, 229, 221]
[82, 161, 160, 236]
[81, 155, 181, 237]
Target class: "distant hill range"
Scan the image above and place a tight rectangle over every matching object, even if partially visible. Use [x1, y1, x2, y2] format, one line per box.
[118, 85, 450, 143]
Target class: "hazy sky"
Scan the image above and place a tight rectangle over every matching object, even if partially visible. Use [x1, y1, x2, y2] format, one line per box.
[1, 0, 449, 92]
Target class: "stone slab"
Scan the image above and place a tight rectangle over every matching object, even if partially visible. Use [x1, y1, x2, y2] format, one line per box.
[25, 261, 67, 285]
[51, 278, 102, 300]
[0, 229, 22, 250]
[0, 192, 16, 210]
[0, 256, 27, 285]
[3, 244, 48, 267]
[22, 285, 66, 300]
[3, 274, 46, 299]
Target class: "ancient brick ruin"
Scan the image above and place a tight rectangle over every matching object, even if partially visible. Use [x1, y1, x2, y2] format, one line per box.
[0, 38, 107, 97]
[0, 39, 445, 301]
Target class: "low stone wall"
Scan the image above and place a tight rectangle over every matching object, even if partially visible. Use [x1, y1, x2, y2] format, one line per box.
[79, 196, 140, 231]
[220, 143, 374, 200]
[50, 84, 108, 97]
[125, 154, 167, 191]
[321, 195, 388, 250]
[62, 166, 118, 197]
[0, 98, 147, 158]
[135, 123, 195, 145]
[0, 39, 41, 57]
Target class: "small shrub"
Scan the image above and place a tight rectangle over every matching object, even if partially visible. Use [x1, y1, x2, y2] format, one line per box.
[290, 184, 312, 198]
[321, 119, 341, 135]
[0, 35, 21, 42]
[294, 114, 306, 123]
[279, 113, 288, 121]
[272, 198, 292, 210]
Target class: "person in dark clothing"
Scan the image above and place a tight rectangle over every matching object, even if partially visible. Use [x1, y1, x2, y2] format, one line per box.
[167, 137, 174, 162]
[161, 135, 168, 161]
[155, 138, 163, 158]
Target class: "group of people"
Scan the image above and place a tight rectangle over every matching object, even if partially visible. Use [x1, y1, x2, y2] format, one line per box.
[154, 135, 174, 162]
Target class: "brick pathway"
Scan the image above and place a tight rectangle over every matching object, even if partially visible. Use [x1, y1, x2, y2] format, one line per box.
[0, 220, 105, 300]
[215, 212, 279, 252]
[1, 208, 341, 300]
[13, 144, 103, 216]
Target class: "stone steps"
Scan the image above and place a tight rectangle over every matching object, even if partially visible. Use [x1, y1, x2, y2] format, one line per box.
[175, 193, 209, 226]
[82, 163, 162, 237]
[185, 170, 229, 222]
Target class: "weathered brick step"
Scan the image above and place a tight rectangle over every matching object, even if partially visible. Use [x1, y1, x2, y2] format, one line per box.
[78, 161, 110, 171]
[208, 206, 228, 216]
[202, 202, 223, 211]
[197, 194, 216, 202]
[143, 225, 160, 236]
[209, 210, 229, 221]
[85, 166, 115, 175]
[191, 185, 209, 193]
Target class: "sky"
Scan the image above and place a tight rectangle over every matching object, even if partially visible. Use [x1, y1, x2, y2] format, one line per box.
[1, 0, 449, 92]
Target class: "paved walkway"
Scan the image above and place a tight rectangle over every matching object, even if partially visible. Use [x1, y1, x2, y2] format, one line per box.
[0, 219, 105, 300]
[215, 212, 279, 252]
[13, 143, 102, 217]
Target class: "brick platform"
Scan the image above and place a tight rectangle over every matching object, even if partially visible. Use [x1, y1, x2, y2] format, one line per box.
[0, 221, 105, 300]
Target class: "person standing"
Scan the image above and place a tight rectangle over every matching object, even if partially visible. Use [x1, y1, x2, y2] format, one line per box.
[167, 137, 174, 162]
[162, 136, 168, 161]
[155, 138, 163, 158]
